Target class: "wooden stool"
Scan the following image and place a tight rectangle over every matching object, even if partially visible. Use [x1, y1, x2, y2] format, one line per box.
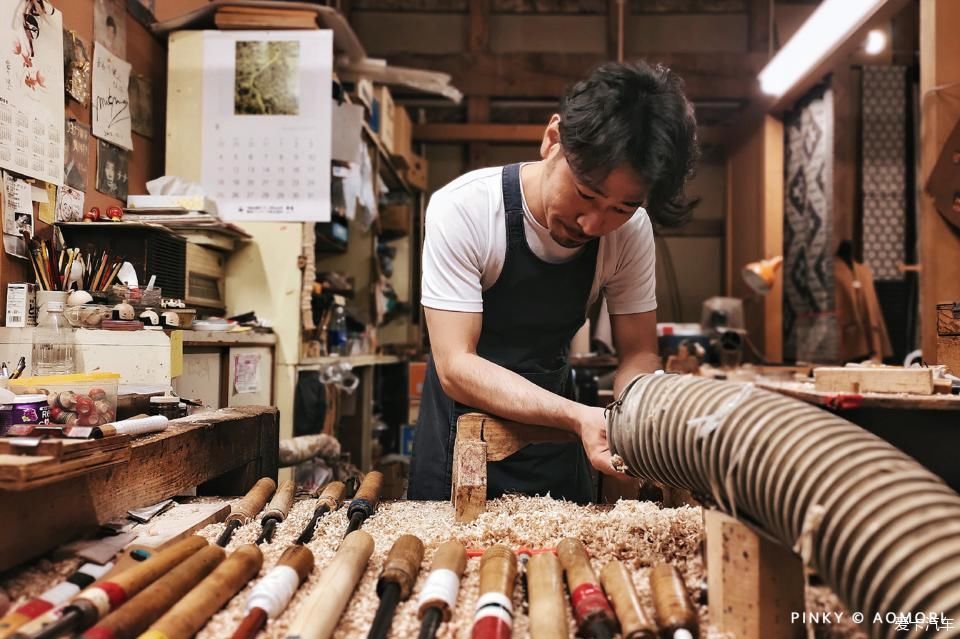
[451, 412, 578, 523]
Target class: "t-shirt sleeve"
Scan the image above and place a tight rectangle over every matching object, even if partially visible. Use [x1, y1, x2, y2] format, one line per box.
[604, 212, 658, 315]
[420, 190, 486, 313]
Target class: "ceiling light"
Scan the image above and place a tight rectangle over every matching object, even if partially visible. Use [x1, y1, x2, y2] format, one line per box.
[759, 0, 887, 98]
[864, 29, 887, 55]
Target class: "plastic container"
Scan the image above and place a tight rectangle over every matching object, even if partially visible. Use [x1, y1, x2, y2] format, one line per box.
[32, 300, 75, 376]
[10, 372, 120, 429]
[1, 394, 51, 436]
[148, 395, 181, 420]
[65, 304, 112, 329]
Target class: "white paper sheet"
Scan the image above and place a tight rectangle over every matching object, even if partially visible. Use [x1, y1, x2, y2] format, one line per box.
[199, 30, 331, 222]
[3, 172, 33, 238]
[56, 185, 85, 222]
[92, 43, 132, 151]
[0, 2, 65, 185]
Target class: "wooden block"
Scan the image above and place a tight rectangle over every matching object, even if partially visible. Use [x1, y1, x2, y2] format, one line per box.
[938, 334, 960, 376]
[704, 510, 805, 639]
[813, 366, 934, 395]
[133, 501, 231, 549]
[937, 302, 960, 336]
[456, 412, 578, 462]
[452, 439, 487, 523]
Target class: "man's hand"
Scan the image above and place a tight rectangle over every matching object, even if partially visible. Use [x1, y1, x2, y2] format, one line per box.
[574, 405, 629, 479]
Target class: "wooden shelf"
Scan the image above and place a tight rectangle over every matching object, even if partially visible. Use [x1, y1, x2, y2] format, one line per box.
[297, 353, 403, 370]
[362, 121, 413, 195]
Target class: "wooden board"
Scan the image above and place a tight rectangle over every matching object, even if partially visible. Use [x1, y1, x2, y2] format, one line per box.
[133, 501, 231, 549]
[0, 434, 130, 460]
[813, 367, 935, 395]
[0, 406, 278, 572]
[0, 445, 131, 490]
[704, 510, 805, 639]
[938, 302, 960, 336]
[456, 412, 578, 462]
[758, 380, 960, 412]
[938, 335, 960, 377]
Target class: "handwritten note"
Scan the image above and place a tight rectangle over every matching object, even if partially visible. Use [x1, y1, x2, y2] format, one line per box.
[92, 43, 132, 151]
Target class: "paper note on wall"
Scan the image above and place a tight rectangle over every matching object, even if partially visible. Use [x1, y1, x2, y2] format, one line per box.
[233, 353, 261, 394]
[170, 330, 183, 378]
[92, 43, 132, 151]
[38, 182, 57, 224]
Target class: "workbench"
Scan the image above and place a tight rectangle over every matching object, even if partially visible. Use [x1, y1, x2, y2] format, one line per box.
[0, 405, 278, 572]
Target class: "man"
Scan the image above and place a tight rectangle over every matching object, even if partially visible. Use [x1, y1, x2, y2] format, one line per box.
[408, 61, 700, 502]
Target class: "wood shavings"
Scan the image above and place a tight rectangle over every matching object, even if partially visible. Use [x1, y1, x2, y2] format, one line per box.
[0, 496, 865, 638]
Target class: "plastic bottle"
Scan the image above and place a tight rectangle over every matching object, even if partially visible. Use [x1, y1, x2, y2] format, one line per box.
[327, 305, 348, 356]
[32, 301, 76, 376]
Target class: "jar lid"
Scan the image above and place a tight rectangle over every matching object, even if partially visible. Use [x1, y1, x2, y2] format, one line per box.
[150, 395, 180, 404]
[14, 394, 49, 403]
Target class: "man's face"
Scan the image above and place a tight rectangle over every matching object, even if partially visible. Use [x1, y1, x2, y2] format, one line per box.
[104, 159, 116, 186]
[538, 116, 648, 248]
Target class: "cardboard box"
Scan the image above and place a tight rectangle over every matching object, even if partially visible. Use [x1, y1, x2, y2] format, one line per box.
[5, 284, 35, 327]
[373, 85, 396, 153]
[409, 361, 427, 399]
[404, 153, 428, 191]
[408, 399, 420, 424]
[393, 106, 413, 162]
[379, 202, 411, 237]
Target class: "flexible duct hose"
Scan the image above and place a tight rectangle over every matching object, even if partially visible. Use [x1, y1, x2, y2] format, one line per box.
[607, 373, 960, 639]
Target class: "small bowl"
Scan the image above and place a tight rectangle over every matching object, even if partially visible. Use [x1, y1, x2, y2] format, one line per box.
[65, 304, 112, 329]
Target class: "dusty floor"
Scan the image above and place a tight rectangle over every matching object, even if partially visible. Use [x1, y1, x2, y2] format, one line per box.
[2, 496, 865, 638]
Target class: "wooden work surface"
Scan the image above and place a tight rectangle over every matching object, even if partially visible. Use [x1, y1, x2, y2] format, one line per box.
[0, 405, 278, 572]
[757, 380, 960, 411]
[0, 435, 132, 490]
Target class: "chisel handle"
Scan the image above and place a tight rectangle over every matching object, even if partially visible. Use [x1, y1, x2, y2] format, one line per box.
[471, 545, 517, 639]
[600, 561, 656, 639]
[526, 553, 568, 639]
[347, 472, 383, 518]
[478, 545, 517, 598]
[649, 564, 698, 637]
[285, 531, 374, 639]
[263, 480, 296, 522]
[140, 544, 263, 639]
[82, 545, 225, 639]
[557, 538, 616, 635]
[227, 478, 277, 525]
[315, 481, 346, 512]
[417, 540, 467, 620]
[378, 535, 424, 600]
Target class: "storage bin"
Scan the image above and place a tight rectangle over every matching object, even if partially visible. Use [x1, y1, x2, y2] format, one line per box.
[10, 372, 120, 428]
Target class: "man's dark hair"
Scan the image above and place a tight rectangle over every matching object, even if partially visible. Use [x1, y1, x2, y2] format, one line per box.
[559, 61, 700, 227]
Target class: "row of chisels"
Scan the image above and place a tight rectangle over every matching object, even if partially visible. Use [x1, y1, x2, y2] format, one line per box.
[1, 470, 699, 639]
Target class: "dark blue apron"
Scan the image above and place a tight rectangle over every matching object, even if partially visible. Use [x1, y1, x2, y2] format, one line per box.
[408, 163, 597, 503]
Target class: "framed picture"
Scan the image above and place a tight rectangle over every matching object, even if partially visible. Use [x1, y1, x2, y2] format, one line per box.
[64, 119, 90, 191]
[96, 139, 128, 200]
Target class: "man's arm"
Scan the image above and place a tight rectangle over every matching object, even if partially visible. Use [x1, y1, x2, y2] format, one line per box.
[611, 310, 660, 398]
[425, 306, 624, 476]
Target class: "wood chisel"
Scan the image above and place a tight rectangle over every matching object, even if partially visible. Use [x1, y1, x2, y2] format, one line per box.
[470, 545, 517, 639]
[138, 544, 263, 639]
[229, 482, 346, 639]
[296, 481, 346, 545]
[416, 540, 467, 639]
[557, 538, 617, 639]
[256, 479, 296, 545]
[285, 530, 374, 639]
[600, 561, 657, 639]
[18, 536, 207, 639]
[216, 478, 277, 547]
[79, 544, 225, 639]
[649, 564, 698, 639]
[342, 472, 383, 538]
[0, 562, 113, 639]
[367, 535, 424, 639]
[526, 552, 569, 639]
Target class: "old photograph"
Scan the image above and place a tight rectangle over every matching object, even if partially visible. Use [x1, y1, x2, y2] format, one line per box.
[96, 139, 128, 200]
[93, 0, 126, 57]
[234, 40, 300, 116]
[129, 73, 154, 138]
[64, 119, 90, 191]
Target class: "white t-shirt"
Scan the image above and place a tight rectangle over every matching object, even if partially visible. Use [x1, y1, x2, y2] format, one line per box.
[421, 165, 657, 315]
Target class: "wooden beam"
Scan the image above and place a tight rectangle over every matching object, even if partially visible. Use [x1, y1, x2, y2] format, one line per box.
[920, 0, 960, 362]
[469, 0, 490, 53]
[385, 52, 764, 100]
[608, 0, 625, 62]
[747, 0, 771, 55]
[415, 121, 724, 146]
[0, 406, 279, 572]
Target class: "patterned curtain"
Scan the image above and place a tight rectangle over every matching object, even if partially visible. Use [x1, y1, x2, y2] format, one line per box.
[783, 82, 838, 363]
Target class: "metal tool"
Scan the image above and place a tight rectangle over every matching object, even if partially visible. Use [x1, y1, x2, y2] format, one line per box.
[367, 535, 424, 639]
[256, 479, 296, 545]
[649, 564, 697, 639]
[216, 478, 277, 547]
[343, 471, 383, 538]
[79, 544, 225, 639]
[470, 545, 517, 639]
[557, 538, 616, 639]
[416, 540, 467, 639]
[600, 561, 656, 639]
[142, 544, 262, 639]
[285, 531, 374, 639]
[19, 536, 207, 639]
[296, 481, 346, 545]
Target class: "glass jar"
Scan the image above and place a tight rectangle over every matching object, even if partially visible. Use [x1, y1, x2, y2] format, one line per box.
[32, 301, 76, 376]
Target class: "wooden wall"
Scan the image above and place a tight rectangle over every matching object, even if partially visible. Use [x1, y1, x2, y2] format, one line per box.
[725, 116, 783, 362]
[919, 0, 960, 361]
[0, 1, 166, 313]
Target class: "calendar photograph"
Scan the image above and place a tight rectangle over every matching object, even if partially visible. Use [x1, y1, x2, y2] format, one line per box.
[234, 41, 300, 116]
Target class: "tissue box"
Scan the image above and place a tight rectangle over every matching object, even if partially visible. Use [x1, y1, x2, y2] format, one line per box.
[126, 195, 218, 213]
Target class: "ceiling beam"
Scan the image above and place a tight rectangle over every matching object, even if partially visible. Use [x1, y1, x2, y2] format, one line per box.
[414, 122, 725, 147]
[384, 51, 764, 100]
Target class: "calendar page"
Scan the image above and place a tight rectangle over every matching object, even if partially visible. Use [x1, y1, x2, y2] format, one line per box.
[200, 30, 331, 222]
